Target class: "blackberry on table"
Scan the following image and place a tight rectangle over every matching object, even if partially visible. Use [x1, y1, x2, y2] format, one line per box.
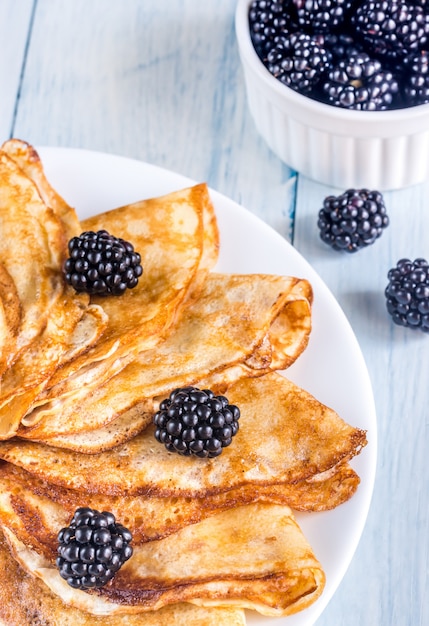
[154, 386, 240, 458]
[265, 32, 331, 94]
[57, 507, 133, 590]
[385, 259, 429, 332]
[64, 230, 143, 296]
[322, 52, 400, 110]
[351, 0, 429, 62]
[318, 188, 389, 252]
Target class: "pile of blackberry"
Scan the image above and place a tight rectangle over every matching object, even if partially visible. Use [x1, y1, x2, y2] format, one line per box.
[154, 386, 240, 458]
[265, 32, 331, 94]
[248, 0, 429, 108]
[323, 52, 399, 110]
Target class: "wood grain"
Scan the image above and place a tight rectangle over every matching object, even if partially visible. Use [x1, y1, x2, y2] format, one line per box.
[294, 177, 429, 626]
[2, 2, 428, 625]
[12, 0, 296, 241]
[0, 0, 34, 139]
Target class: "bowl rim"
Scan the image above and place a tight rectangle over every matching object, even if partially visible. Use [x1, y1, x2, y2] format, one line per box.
[235, 0, 429, 126]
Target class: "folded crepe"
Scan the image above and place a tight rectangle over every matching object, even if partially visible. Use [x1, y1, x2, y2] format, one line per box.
[0, 530, 246, 626]
[0, 459, 359, 558]
[0, 149, 107, 440]
[0, 263, 21, 375]
[3, 502, 325, 618]
[28, 181, 219, 407]
[0, 151, 69, 367]
[17, 274, 312, 443]
[1, 138, 85, 240]
[0, 139, 366, 625]
[0, 302, 108, 440]
[0, 171, 219, 440]
[0, 373, 366, 497]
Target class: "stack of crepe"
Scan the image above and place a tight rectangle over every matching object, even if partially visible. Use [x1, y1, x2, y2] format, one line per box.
[0, 139, 367, 625]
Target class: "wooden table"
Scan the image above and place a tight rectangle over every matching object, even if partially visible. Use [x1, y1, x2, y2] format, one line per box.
[1, 2, 428, 625]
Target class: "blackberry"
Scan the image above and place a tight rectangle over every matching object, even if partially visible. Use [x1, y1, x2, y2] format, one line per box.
[318, 188, 389, 252]
[154, 386, 240, 458]
[352, 1, 429, 61]
[265, 32, 331, 94]
[319, 32, 363, 63]
[291, 0, 353, 33]
[385, 258, 429, 332]
[248, 0, 297, 58]
[64, 230, 143, 296]
[402, 50, 429, 106]
[56, 507, 133, 590]
[322, 52, 399, 110]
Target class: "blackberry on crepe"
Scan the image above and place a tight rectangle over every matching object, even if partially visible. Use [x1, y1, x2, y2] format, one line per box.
[154, 386, 240, 458]
[57, 507, 133, 589]
[64, 230, 143, 296]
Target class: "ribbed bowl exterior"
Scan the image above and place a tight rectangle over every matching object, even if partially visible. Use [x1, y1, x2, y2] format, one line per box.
[236, 0, 429, 190]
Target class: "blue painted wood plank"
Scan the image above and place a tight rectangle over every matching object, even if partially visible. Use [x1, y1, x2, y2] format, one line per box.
[13, 0, 296, 241]
[293, 176, 429, 626]
[0, 0, 34, 139]
[9, 2, 429, 624]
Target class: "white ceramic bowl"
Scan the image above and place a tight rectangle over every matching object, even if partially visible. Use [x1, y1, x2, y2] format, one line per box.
[235, 0, 429, 190]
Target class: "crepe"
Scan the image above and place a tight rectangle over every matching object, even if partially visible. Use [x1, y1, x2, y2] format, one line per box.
[17, 274, 312, 443]
[0, 177, 219, 440]
[23, 182, 219, 420]
[0, 530, 245, 626]
[0, 373, 366, 497]
[0, 302, 107, 440]
[47, 182, 217, 375]
[0, 263, 21, 375]
[0, 151, 66, 364]
[3, 502, 325, 618]
[1, 138, 84, 240]
[0, 140, 368, 624]
[23, 404, 155, 453]
[0, 459, 359, 559]
[0, 150, 106, 440]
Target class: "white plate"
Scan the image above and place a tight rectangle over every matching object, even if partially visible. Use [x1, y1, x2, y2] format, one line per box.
[38, 147, 377, 626]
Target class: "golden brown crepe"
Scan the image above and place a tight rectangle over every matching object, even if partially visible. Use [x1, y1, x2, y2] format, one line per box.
[0, 373, 366, 497]
[0, 263, 21, 375]
[21, 183, 218, 427]
[0, 459, 359, 558]
[0, 175, 220, 441]
[0, 152, 66, 363]
[0, 529, 246, 626]
[0, 150, 106, 440]
[3, 502, 325, 618]
[0, 140, 367, 625]
[1, 138, 84, 239]
[17, 274, 312, 443]
[0, 302, 107, 441]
